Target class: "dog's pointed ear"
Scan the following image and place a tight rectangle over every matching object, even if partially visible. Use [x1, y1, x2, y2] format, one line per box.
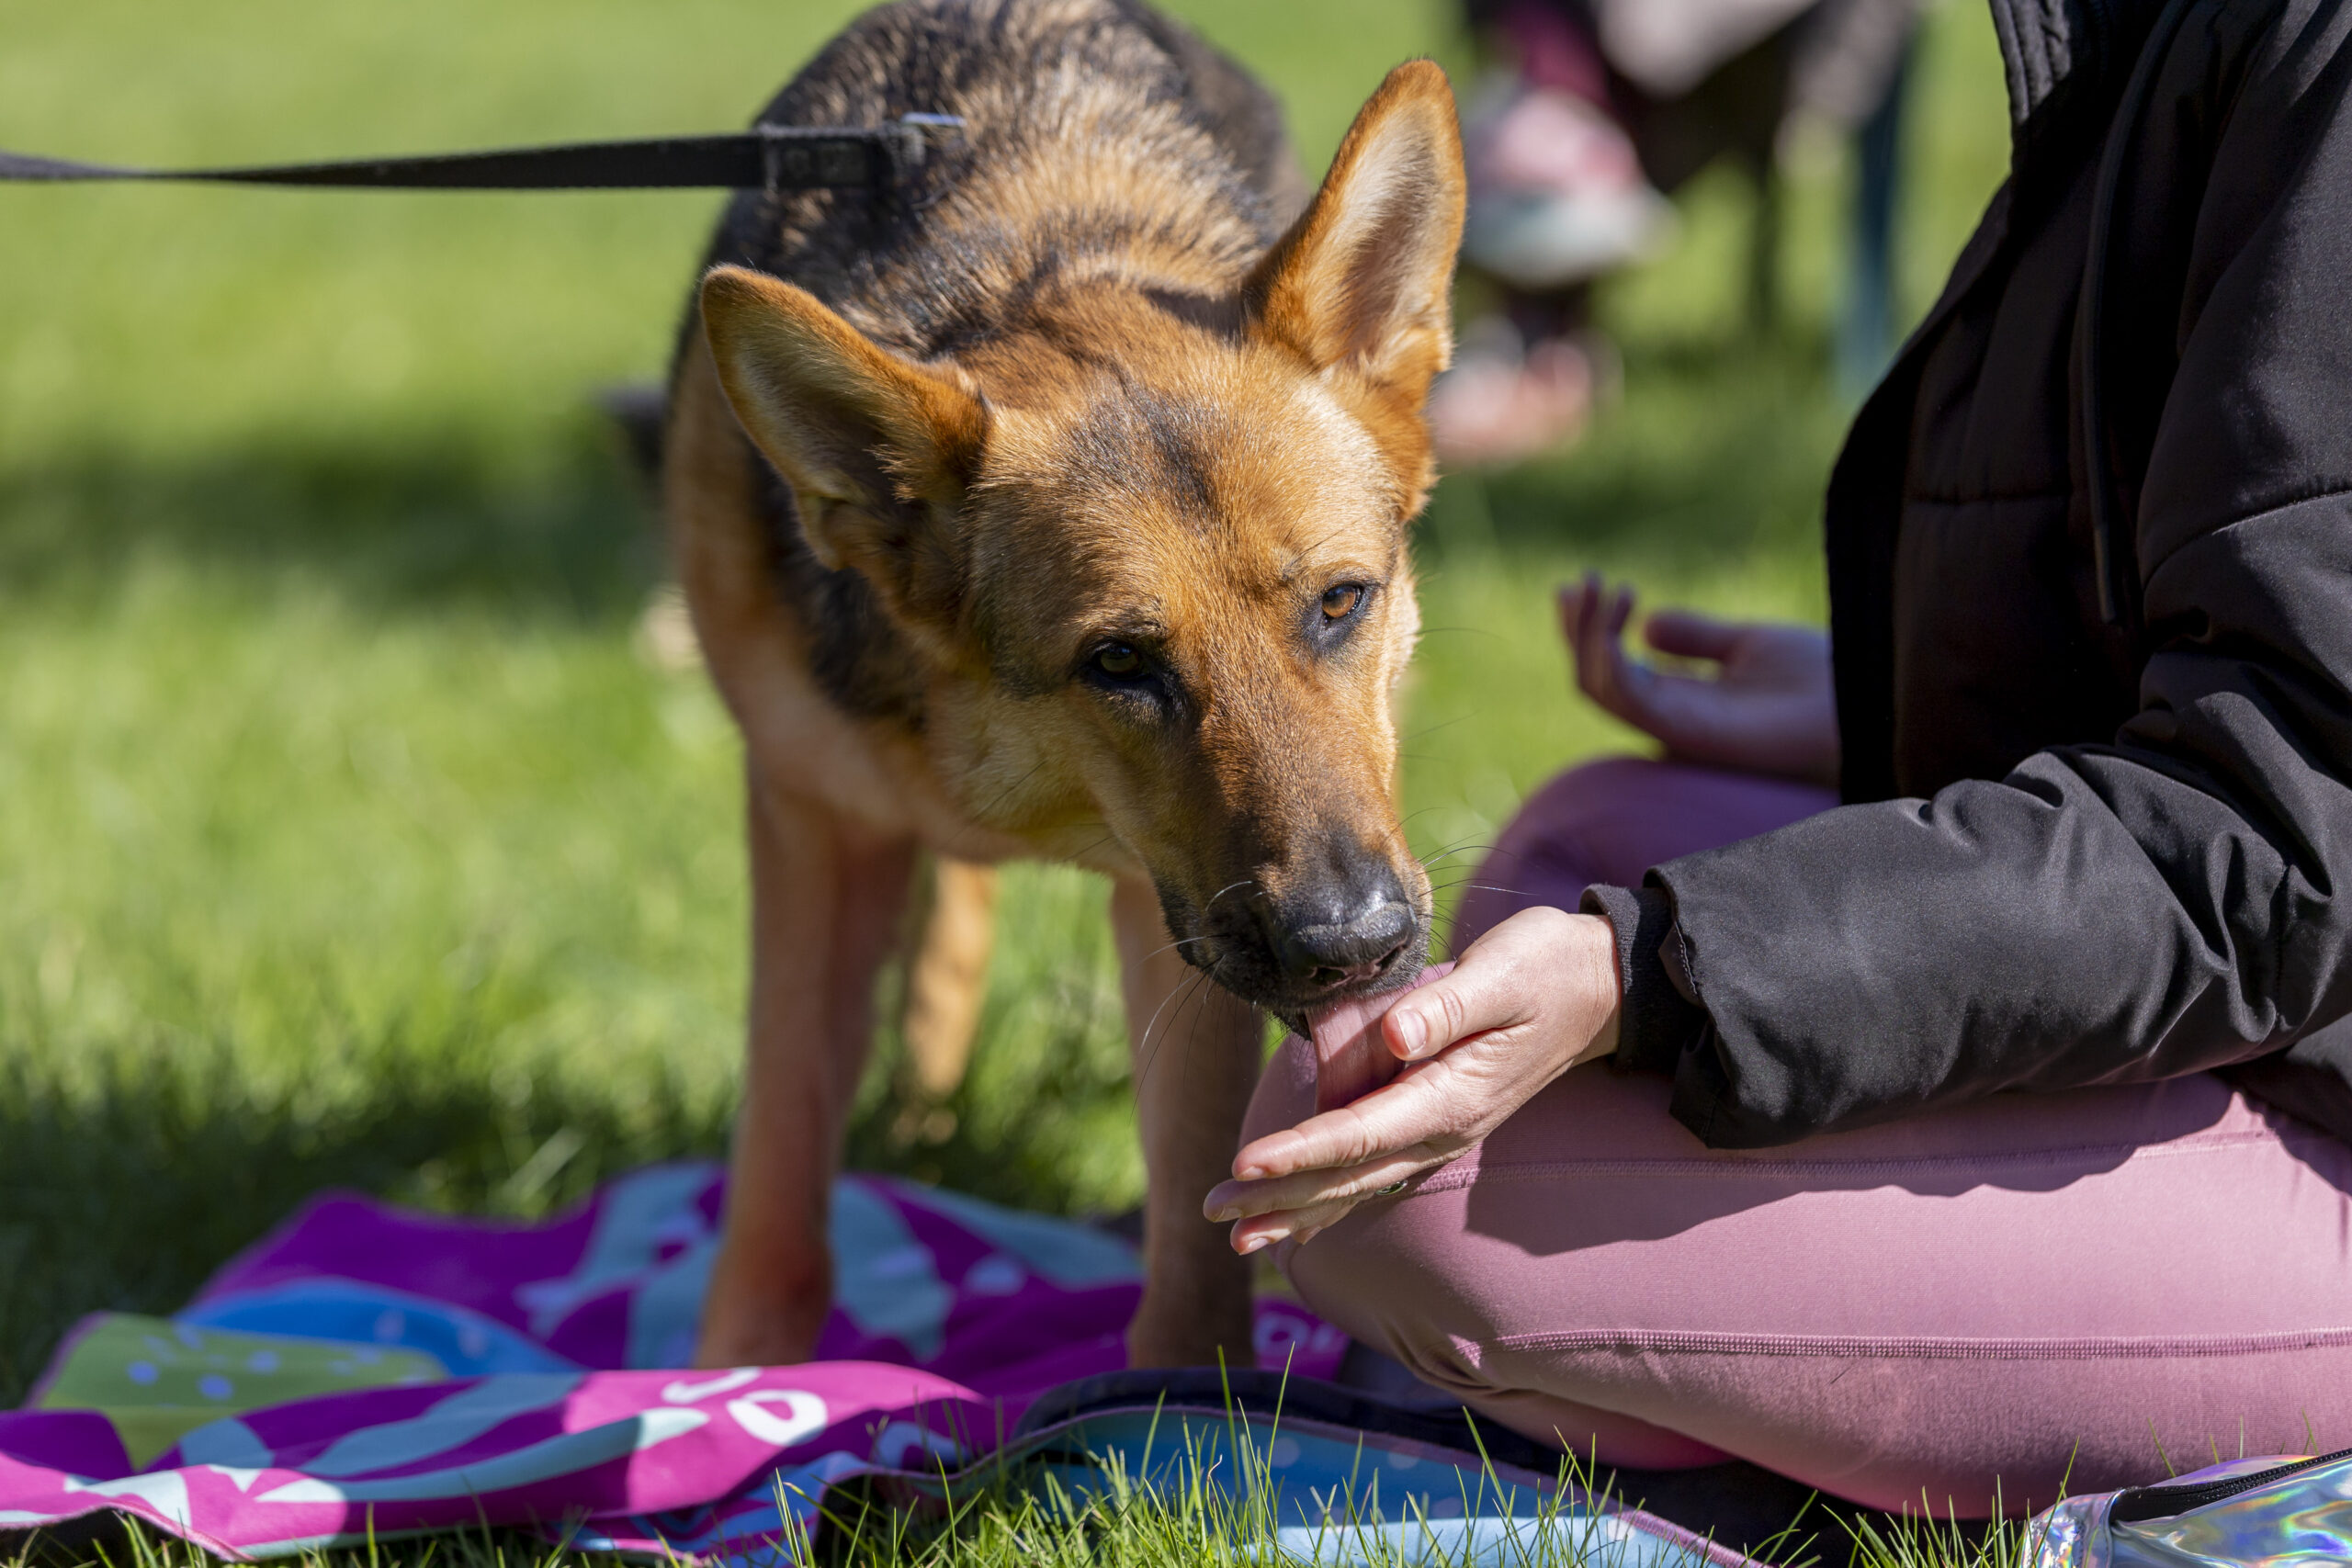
[1243, 60, 1465, 406]
[699, 265, 985, 628]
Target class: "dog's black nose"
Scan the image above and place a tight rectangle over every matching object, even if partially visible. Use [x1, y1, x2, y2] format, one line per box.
[1273, 897, 1415, 990]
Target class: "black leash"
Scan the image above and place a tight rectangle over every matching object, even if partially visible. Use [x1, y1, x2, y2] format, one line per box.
[0, 114, 961, 193]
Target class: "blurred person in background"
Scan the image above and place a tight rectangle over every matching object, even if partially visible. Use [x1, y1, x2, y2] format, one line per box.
[1432, 0, 1928, 463]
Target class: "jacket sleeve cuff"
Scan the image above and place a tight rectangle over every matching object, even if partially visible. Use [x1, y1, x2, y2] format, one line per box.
[1579, 883, 1710, 1076]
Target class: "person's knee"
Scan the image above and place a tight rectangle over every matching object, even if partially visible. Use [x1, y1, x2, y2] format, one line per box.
[1276, 1192, 1506, 1400]
[1491, 757, 1650, 862]
[1243, 1040, 1504, 1394]
[1451, 755, 1657, 951]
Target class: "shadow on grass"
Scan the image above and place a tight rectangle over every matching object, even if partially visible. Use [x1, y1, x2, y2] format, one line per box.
[0, 1005, 1136, 1409]
[0, 1033, 728, 1405]
[0, 417, 663, 623]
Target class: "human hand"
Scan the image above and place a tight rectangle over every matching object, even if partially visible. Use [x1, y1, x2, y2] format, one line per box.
[1561, 573, 1840, 788]
[1203, 906, 1622, 1253]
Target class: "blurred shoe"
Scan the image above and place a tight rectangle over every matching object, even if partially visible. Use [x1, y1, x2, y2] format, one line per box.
[1428, 318, 1599, 467]
[1460, 83, 1674, 291]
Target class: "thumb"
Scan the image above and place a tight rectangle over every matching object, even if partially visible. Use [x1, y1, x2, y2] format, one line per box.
[1308, 960, 1455, 1111]
[1382, 944, 1531, 1062]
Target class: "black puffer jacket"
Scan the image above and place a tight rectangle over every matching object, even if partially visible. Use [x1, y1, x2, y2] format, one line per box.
[1599, 0, 2352, 1146]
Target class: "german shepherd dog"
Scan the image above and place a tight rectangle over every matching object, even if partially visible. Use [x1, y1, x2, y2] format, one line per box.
[665, 0, 1465, 1370]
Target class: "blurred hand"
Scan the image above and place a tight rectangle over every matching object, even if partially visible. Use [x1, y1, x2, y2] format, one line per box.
[1560, 574, 1840, 788]
[1204, 907, 1620, 1253]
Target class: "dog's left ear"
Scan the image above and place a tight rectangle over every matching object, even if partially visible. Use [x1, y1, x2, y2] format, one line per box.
[1243, 59, 1465, 409]
[699, 265, 986, 636]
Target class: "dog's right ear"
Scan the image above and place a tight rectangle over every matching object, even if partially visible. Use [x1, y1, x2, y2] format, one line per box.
[699, 265, 985, 630]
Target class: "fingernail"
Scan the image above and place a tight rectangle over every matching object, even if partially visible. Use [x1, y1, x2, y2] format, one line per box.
[1391, 1010, 1426, 1057]
[1241, 1235, 1271, 1255]
[1234, 1164, 1264, 1181]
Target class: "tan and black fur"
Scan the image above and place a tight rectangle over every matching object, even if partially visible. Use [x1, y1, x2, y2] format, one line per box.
[666, 0, 1465, 1370]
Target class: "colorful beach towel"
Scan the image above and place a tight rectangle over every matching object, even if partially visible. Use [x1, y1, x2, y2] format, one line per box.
[1, 1165, 1742, 1565]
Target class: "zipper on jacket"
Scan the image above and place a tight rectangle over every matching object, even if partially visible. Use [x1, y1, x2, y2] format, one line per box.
[2108, 1444, 2352, 1524]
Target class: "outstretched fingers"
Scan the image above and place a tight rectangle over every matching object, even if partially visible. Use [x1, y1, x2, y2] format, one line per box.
[1204, 1078, 1457, 1248]
[1561, 574, 1657, 732]
[1226, 1070, 1451, 1188]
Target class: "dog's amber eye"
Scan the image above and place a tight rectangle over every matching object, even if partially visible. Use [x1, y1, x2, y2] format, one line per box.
[1321, 584, 1364, 621]
[1093, 643, 1144, 678]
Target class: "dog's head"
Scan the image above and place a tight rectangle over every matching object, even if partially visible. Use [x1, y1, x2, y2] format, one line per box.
[702, 62, 1464, 1026]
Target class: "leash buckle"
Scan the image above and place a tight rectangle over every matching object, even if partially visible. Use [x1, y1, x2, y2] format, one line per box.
[753, 115, 963, 197]
[878, 113, 964, 201]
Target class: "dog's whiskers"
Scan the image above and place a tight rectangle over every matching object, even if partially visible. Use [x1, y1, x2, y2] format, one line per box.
[1136, 931, 1216, 964]
[943, 760, 1047, 859]
[1201, 878, 1259, 919]
[1401, 712, 1481, 744]
[1416, 835, 1502, 872]
[1132, 957, 1210, 1074]
[1134, 963, 1217, 1094]
[1423, 879, 1525, 900]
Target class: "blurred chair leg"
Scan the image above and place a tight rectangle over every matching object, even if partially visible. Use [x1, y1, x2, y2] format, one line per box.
[899, 854, 999, 1102]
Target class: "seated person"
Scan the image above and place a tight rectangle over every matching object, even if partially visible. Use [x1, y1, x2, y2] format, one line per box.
[1209, 0, 2352, 1517]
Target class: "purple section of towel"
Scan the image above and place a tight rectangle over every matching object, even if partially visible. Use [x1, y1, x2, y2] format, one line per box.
[2, 1169, 1355, 1558]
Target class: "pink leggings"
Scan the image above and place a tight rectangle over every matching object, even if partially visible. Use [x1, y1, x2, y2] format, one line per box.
[1249, 758, 2352, 1517]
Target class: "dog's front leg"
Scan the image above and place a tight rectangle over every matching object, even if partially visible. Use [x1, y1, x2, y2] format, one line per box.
[697, 781, 914, 1369]
[1110, 876, 1261, 1369]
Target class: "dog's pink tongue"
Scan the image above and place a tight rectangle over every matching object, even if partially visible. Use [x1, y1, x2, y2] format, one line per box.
[1308, 961, 1454, 1113]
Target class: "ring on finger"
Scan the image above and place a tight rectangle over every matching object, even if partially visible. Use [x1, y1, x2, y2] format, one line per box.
[1374, 1179, 1408, 1198]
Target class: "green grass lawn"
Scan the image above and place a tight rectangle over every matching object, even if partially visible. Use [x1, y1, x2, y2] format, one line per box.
[1, 0, 2017, 1561]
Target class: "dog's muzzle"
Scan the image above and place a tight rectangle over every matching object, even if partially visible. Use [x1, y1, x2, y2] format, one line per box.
[1189, 858, 1426, 1022]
